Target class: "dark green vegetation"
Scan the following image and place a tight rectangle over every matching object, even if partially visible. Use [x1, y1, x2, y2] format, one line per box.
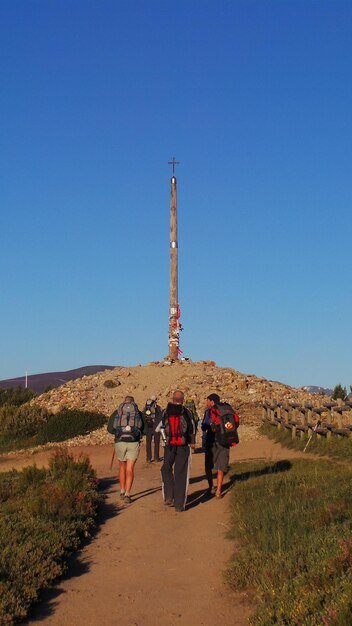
[0, 386, 37, 407]
[0, 449, 99, 625]
[332, 384, 348, 401]
[332, 383, 352, 400]
[36, 409, 107, 444]
[227, 458, 352, 626]
[103, 379, 119, 388]
[0, 405, 107, 453]
[260, 421, 352, 459]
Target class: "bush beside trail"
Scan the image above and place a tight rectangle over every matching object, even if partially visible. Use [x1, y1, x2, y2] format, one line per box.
[226, 458, 352, 626]
[0, 406, 107, 453]
[0, 449, 99, 625]
[36, 409, 107, 444]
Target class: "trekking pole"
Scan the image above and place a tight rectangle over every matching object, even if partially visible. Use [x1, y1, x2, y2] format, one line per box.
[109, 447, 115, 469]
[303, 419, 321, 453]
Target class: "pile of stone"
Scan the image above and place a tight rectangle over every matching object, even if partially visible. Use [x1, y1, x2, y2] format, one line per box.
[31, 360, 325, 428]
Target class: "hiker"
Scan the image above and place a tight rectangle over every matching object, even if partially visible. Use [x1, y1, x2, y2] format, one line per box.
[160, 390, 196, 512]
[107, 395, 145, 504]
[142, 395, 163, 463]
[184, 398, 200, 452]
[184, 398, 199, 431]
[201, 393, 239, 498]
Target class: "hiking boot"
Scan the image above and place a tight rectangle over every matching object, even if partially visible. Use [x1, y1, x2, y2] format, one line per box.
[124, 494, 132, 504]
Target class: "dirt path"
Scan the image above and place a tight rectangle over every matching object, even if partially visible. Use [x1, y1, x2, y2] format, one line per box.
[1, 436, 314, 626]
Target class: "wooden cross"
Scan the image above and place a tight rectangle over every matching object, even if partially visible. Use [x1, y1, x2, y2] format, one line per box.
[168, 156, 180, 175]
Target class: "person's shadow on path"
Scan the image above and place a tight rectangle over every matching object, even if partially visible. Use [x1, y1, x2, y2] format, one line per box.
[186, 460, 292, 511]
[131, 486, 162, 501]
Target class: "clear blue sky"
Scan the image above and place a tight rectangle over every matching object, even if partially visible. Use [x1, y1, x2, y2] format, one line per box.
[1, 0, 351, 390]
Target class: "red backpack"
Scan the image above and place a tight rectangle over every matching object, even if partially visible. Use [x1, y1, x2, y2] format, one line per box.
[210, 402, 239, 447]
[162, 406, 189, 445]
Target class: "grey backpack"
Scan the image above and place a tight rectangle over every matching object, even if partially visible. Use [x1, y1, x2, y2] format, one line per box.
[113, 402, 143, 442]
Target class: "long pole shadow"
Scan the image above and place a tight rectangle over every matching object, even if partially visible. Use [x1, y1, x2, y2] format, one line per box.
[231, 459, 292, 483]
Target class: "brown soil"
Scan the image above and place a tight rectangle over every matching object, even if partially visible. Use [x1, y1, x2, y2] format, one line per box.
[1, 436, 312, 626]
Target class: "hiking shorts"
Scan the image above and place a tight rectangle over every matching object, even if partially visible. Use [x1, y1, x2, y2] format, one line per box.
[115, 441, 140, 462]
[206, 442, 229, 474]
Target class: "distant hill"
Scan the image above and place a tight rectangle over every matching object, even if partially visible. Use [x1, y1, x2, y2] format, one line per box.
[0, 366, 117, 394]
[302, 385, 333, 396]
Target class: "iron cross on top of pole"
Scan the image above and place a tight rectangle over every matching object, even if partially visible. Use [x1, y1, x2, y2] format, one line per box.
[168, 156, 180, 175]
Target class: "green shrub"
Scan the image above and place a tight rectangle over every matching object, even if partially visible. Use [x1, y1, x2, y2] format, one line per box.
[0, 449, 99, 624]
[0, 471, 20, 504]
[18, 465, 47, 492]
[226, 459, 352, 626]
[103, 379, 118, 388]
[0, 386, 37, 408]
[42, 384, 54, 394]
[332, 384, 347, 401]
[36, 409, 107, 443]
[0, 405, 49, 439]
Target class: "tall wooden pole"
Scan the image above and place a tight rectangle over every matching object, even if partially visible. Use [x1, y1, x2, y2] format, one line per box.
[168, 157, 180, 360]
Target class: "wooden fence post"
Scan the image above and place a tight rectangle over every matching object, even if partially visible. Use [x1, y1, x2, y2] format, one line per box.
[277, 405, 282, 430]
[306, 407, 312, 439]
[300, 408, 307, 440]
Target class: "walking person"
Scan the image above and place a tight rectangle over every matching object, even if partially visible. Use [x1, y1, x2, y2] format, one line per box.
[142, 395, 163, 463]
[160, 390, 196, 512]
[184, 398, 199, 450]
[107, 395, 145, 504]
[201, 393, 218, 495]
[201, 393, 239, 498]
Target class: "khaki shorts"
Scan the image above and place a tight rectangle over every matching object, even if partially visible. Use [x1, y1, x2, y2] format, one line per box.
[115, 441, 140, 462]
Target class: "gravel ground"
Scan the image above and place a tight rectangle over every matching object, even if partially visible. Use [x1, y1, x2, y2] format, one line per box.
[2, 424, 262, 458]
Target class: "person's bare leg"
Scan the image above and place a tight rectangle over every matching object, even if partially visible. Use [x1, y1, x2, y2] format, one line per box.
[216, 470, 225, 497]
[125, 459, 136, 495]
[119, 461, 127, 493]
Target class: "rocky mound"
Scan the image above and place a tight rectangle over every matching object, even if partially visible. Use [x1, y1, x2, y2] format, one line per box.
[31, 360, 326, 426]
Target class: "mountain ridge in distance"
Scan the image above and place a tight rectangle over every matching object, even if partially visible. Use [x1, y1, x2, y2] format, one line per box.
[0, 365, 117, 394]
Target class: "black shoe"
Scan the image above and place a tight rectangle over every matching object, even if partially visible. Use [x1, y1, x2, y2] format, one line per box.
[155, 458, 163, 462]
[175, 507, 184, 512]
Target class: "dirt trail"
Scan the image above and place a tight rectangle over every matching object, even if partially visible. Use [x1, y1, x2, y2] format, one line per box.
[1, 436, 313, 626]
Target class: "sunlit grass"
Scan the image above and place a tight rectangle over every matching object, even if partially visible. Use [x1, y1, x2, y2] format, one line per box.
[260, 421, 352, 459]
[226, 459, 352, 625]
